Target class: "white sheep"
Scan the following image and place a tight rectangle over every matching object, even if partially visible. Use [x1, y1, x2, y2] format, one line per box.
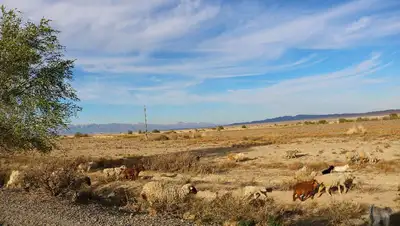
[332, 164, 350, 173]
[6, 170, 24, 188]
[314, 173, 355, 196]
[231, 186, 272, 201]
[77, 161, 97, 173]
[140, 181, 197, 205]
[103, 165, 127, 178]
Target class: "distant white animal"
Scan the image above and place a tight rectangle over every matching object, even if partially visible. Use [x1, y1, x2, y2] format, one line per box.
[77, 161, 98, 173]
[103, 165, 127, 178]
[231, 186, 272, 201]
[6, 170, 24, 188]
[332, 164, 350, 173]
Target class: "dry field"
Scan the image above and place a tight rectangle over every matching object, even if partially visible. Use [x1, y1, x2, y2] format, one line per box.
[2, 119, 400, 225]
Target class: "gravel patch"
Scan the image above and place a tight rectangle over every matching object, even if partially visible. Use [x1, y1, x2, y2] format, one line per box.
[0, 189, 195, 226]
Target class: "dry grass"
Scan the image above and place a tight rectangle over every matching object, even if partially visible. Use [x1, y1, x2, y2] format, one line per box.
[140, 152, 237, 175]
[297, 201, 368, 226]
[366, 159, 400, 173]
[141, 194, 367, 226]
[23, 158, 82, 196]
[2, 119, 400, 225]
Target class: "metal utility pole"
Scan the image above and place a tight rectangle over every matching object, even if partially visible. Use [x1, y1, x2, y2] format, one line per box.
[144, 105, 148, 140]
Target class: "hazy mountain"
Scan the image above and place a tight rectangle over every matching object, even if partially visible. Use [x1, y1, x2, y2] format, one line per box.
[61, 122, 217, 135]
[229, 109, 400, 126]
[62, 109, 400, 135]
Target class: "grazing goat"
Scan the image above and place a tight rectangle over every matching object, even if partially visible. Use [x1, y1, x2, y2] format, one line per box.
[332, 164, 350, 173]
[369, 204, 392, 226]
[123, 165, 145, 180]
[140, 181, 197, 206]
[315, 173, 355, 197]
[292, 179, 320, 201]
[321, 165, 334, 175]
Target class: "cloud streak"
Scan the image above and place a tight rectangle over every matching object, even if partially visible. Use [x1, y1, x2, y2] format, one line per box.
[2, 0, 400, 123]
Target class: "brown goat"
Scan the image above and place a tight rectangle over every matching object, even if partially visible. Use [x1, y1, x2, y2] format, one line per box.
[123, 165, 145, 180]
[292, 179, 320, 201]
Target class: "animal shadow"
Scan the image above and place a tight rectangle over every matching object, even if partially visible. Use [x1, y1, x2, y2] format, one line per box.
[390, 212, 400, 226]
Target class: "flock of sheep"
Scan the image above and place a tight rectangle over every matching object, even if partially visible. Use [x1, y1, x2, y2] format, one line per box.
[2, 157, 398, 226]
[292, 163, 354, 201]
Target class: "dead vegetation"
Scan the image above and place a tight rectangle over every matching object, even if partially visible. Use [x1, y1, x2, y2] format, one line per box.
[2, 118, 400, 225]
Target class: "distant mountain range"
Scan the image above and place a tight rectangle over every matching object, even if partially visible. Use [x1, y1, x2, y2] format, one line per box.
[62, 109, 400, 135]
[61, 122, 217, 135]
[229, 109, 400, 126]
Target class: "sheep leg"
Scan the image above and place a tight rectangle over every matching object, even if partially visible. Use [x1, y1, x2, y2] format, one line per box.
[327, 186, 332, 196]
[382, 217, 390, 226]
[338, 184, 342, 195]
[292, 192, 297, 201]
[317, 185, 325, 197]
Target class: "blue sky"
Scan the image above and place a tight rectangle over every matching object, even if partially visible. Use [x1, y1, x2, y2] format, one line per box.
[2, 0, 400, 124]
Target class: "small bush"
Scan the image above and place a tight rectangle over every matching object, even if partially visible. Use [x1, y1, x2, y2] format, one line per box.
[140, 152, 232, 174]
[304, 121, 315, 125]
[318, 120, 328, 124]
[24, 159, 81, 196]
[241, 125, 247, 129]
[152, 129, 161, 133]
[74, 132, 89, 138]
[338, 118, 354, 123]
[389, 113, 399, 120]
[149, 134, 170, 141]
[356, 117, 369, 122]
[127, 130, 133, 134]
[216, 126, 224, 131]
[137, 130, 143, 134]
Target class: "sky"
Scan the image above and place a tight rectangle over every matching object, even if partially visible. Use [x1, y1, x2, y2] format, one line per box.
[1, 0, 400, 125]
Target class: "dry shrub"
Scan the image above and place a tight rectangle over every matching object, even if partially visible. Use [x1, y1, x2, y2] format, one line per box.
[141, 152, 234, 174]
[271, 178, 298, 191]
[149, 194, 281, 225]
[288, 162, 304, 170]
[306, 162, 329, 171]
[24, 159, 81, 196]
[148, 134, 170, 141]
[141, 193, 366, 226]
[346, 125, 367, 135]
[305, 201, 367, 226]
[231, 140, 274, 149]
[0, 168, 11, 188]
[370, 160, 400, 173]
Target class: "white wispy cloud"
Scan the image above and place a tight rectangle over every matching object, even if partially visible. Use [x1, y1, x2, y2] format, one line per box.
[4, 0, 400, 79]
[2, 0, 400, 115]
[75, 53, 389, 106]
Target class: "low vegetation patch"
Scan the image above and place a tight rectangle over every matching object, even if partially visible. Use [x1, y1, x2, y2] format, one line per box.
[24, 159, 81, 196]
[140, 152, 236, 174]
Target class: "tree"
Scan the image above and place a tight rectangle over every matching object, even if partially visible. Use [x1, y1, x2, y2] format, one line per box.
[0, 6, 81, 152]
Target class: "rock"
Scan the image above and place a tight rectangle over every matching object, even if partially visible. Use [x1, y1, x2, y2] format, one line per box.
[183, 212, 196, 221]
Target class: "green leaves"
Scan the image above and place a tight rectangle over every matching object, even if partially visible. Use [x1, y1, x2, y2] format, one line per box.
[0, 5, 81, 152]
